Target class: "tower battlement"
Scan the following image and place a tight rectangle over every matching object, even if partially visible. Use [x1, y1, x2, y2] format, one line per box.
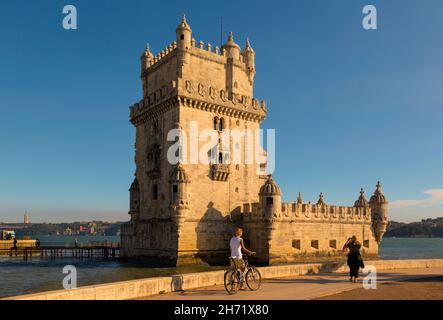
[242, 201, 372, 223]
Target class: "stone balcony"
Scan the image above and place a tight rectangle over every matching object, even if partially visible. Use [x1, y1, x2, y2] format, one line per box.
[210, 164, 230, 181]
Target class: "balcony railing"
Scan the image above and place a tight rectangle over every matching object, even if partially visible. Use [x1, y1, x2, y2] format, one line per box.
[211, 164, 230, 181]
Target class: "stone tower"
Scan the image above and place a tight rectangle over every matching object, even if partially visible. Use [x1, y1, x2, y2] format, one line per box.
[120, 16, 267, 265]
[121, 16, 389, 266]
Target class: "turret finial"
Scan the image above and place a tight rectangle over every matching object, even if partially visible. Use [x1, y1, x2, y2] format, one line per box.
[228, 31, 234, 42]
[317, 192, 326, 206]
[297, 192, 303, 204]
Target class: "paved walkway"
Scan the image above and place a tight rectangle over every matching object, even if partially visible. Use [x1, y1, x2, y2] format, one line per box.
[140, 267, 443, 300]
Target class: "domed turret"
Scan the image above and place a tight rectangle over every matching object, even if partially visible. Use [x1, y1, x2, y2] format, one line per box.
[369, 181, 389, 243]
[128, 176, 140, 221]
[259, 175, 282, 220]
[222, 32, 241, 60]
[129, 177, 139, 191]
[354, 188, 369, 207]
[176, 14, 192, 50]
[140, 43, 154, 74]
[242, 38, 255, 84]
[169, 164, 190, 227]
[369, 181, 388, 204]
[259, 175, 282, 195]
[170, 164, 190, 206]
[170, 163, 190, 183]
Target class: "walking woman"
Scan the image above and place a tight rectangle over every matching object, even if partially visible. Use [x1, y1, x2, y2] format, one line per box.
[343, 235, 365, 283]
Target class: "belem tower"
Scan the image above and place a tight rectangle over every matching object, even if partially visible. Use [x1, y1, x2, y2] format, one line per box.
[120, 16, 389, 266]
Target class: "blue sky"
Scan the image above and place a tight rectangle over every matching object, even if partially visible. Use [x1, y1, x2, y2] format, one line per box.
[0, 0, 442, 223]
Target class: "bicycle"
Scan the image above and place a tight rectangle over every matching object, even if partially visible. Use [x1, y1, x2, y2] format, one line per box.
[224, 253, 262, 295]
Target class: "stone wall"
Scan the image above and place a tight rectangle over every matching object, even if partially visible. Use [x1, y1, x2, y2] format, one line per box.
[5, 259, 443, 300]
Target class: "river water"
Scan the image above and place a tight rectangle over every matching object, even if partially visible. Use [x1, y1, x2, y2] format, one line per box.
[1, 236, 443, 298]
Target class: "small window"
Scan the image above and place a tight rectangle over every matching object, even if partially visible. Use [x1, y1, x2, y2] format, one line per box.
[180, 34, 184, 40]
[292, 240, 301, 250]
[218, 152, 223, 164]
[266, 197, 273, 206]
[363, 240, 370, 248]
[311, 240, 319, 249]
[219, 118, 224, 131]
[213, 117, 218, 130]
[172, 185, 178, 193]
[329, 240, 337, 249]
[152, 185, 158, 200]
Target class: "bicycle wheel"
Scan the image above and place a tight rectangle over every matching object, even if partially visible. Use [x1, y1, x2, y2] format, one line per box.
[246, 267, 262, 291]
[224, 270, 239, 295]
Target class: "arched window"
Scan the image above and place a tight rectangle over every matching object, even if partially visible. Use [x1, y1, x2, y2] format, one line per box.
[218, 152, 223, 164]
[219, 118, 224, 131]
[152, 184, 158, 200]
[213, 117, 218, 131]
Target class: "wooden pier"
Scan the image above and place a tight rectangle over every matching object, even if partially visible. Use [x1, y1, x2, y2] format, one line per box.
[0, 245, 120, 260]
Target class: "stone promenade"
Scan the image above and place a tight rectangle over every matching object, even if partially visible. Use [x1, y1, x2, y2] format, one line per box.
[142, 267, 443, 300]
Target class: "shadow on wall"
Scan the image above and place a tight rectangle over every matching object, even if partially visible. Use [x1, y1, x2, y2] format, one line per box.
[195, 202, 242, 266]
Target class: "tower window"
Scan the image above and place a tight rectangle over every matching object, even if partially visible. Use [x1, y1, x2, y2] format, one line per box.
[219, 118, 224, 131]
[266, 197, 273, 206]
[213, 117, 218, 131]
[311, 240, 319, 249]
[292, 240, 301, 250]
[152, 185, 158, 200]
[180, 34, 184, 40]
[172, 184, 178, 203]
[218, 152, 223, 164]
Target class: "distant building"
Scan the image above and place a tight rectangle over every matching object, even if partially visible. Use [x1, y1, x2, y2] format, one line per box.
[24, 213, 29, 224]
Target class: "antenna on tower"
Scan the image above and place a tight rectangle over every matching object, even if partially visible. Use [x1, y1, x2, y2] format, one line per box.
[220, 16, 223, 49]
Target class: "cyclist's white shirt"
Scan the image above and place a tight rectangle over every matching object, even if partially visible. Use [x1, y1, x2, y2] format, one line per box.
[230, 236, 242, 258]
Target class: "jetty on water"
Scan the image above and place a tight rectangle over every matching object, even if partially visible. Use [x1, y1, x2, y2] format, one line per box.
[0, 245, 120, 260]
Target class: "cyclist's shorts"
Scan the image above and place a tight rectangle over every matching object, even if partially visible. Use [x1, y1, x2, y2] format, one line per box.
[230, 257, 245, 270]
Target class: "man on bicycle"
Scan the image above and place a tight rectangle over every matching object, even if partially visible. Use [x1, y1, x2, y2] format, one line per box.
[230, 227, 256, 290]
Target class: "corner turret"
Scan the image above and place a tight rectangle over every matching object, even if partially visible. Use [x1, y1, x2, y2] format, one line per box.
[354, 188, 369, 207]
[222, 32, 241, 60]
[176, 14, 192, 49]
[140, 44, 153, 75]
[169, 164, 190, 226]
[259, 175, 282, 220]
[176, 15, 192, 67]
[242, 38, 255, 84]
[129, 176, 140, 221]
[369, 181, 389, 242]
